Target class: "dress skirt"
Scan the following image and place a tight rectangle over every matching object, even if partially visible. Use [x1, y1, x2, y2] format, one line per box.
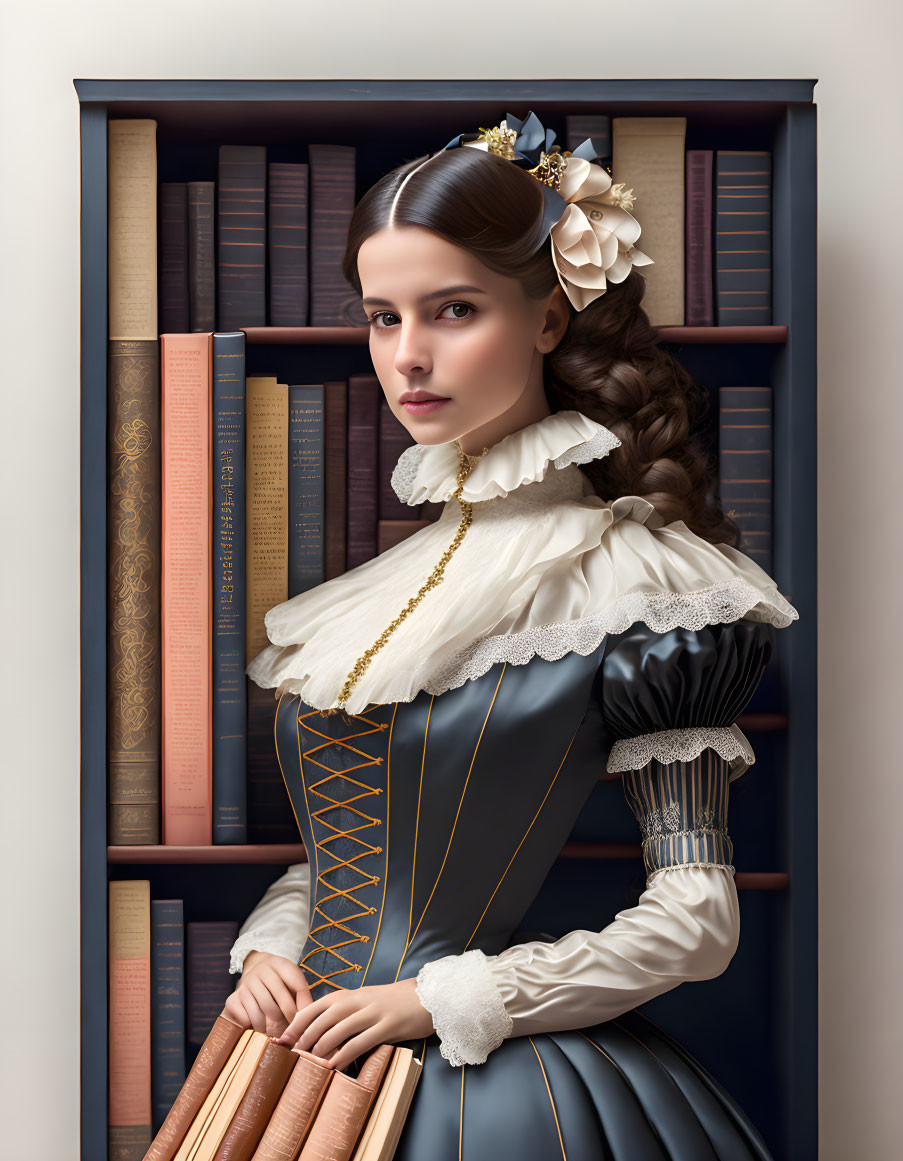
[392, 1007, 772, 1161]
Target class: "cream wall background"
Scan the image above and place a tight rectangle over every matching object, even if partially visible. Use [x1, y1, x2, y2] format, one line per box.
[1, 1, 899, 1157]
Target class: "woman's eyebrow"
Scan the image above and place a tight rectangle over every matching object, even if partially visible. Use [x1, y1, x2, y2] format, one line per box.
[362, 284, 489, 307]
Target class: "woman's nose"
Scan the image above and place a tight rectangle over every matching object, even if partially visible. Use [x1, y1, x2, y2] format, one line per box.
[393, 322, 432, 376]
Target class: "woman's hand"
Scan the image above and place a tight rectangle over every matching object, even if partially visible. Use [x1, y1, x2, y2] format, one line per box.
[274, 977, 435, 1072]
[222, 950, 315, 1039]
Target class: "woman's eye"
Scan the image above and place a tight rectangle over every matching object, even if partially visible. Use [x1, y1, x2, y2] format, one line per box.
[438, 301, 475, 321]
[368, 311, 400, 329]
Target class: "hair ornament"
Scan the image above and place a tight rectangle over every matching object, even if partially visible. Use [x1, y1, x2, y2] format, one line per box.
[441, 110, 653, 311]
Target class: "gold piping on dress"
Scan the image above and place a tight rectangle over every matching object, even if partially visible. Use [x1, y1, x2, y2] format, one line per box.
[400, 663, 507, 963]
[528, 1038, 567, 1159]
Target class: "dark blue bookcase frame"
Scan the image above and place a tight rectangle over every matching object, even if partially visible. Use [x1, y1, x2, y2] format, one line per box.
[76, 78, 817, 1161]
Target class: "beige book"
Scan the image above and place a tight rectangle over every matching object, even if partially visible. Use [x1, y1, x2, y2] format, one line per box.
[350, 1048, 423, 1161]
[612, 117, 687, 327]
[108, 119, 158, 340]
[245, 377, 289, 663]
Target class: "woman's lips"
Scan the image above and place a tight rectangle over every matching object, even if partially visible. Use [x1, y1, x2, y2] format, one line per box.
[400, 397, 450, 415]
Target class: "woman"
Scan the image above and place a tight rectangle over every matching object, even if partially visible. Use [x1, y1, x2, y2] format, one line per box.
[224, 113, 798, 1159]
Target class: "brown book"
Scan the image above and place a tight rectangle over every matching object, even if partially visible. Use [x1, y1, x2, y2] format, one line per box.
[249, 1049, 335, 1160]
[346, 375, 380, 569]
[175, 1032, 271, 1161]
[144, 1015, 247, 1161]
[188, 182, 216, 332]
[377, 398, 417, 521]
[212, 1040, 299, 1161]
[167, 1029, 254, 1161]
[108, 338, 162, 844]
[350, 1048, 423, 1161]
[161, 332, 213, 845]
[308, 145, 367, 326]
[323, 380, 347, 580]
[297, 1045, 394, 1161]
[109, 880, 152, 1160]
[217, 146, 267, 330]
[160, 183, 190, 333]
[269, 162, 309, 326]
[376, 520, 432, 555]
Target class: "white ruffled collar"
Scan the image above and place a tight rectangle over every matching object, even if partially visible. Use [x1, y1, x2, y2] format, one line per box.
[246, 408, 798, 714]
[390, 409, 623, 505]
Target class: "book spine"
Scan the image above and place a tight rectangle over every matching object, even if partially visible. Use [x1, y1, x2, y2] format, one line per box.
[188, 181, 216, 333]
[161, 332, 213, 845]
[108, 119, 158, 341]
[309, 144, 367, 326]
[685, 149, 714, 327]
[107, 338, 162, 845]
[151, 899, 186, 1133]
[289, 384, 326, 595]
[144, 1015, 245, 1161]
[612, 116, 687, 326]
[378, 397, 417, 521]
[186, 921, 241, 1055]
[715, 150, 773, 325]
[719, 385, 774, 574]
[212, 331, 248, 843]
[210, 1040, 299, 1160]
[324, 380, 348, 580]
[217, 146, 267, 330]
[245, 377, 297, 842]
[159, 183, 190, 333]
[269, 161, 310, 326]
[251, 1053, 335, 1161]
[346, 376, 380, 569]
[109, 880, 152, 1158]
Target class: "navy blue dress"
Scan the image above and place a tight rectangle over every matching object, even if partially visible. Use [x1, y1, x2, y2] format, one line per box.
[273, 616, 776, 1161]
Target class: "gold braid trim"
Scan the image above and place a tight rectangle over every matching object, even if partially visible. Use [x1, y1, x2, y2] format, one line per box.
[324, 441, 489, 716]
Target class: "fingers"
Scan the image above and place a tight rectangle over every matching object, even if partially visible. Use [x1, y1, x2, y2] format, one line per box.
[303, 1008, 375, 1062]
[329, 1024, 388, 1074]
[238, 983, 269, 1032]
[257, 966, 300, 1027]
[221, 994, 251, 1028]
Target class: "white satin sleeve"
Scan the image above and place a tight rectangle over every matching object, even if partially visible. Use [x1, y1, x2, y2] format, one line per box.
[228, 861, 313, 975]
[414, 863, 739, 1067]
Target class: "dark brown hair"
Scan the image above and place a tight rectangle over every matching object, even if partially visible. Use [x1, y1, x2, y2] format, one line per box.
[342, 146, 741, 547]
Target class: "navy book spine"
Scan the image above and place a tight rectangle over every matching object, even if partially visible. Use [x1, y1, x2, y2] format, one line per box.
[150, 899, 185, 1133]
[288, 384, 325, 595]
[719, 385, 773, 574]
[212, 331, 247, 843]
[715, 150, 773, 325]
[186, 921, 240, 1057]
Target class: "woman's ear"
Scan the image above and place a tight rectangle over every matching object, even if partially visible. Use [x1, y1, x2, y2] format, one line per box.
[537, 285, 570, 354]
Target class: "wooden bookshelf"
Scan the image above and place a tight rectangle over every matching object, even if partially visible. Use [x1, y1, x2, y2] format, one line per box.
[77, 79, 817, 1161]
[240, 323, 789, 346]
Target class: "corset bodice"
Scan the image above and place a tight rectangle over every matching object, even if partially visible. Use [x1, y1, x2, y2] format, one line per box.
[273, 647, 613, 999]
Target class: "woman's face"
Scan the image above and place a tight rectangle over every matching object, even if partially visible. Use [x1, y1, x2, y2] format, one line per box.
[357, 225, 568, 453]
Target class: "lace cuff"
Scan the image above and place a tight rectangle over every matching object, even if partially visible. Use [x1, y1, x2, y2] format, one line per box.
[606, 723, 755, 781]
[415, 948, 513, 1067]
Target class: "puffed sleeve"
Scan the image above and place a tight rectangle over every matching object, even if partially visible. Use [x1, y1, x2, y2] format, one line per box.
[228, 861, 312, 975]
[414, 618, 776, 1068]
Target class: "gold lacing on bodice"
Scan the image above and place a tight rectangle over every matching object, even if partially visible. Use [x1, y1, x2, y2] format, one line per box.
[296, 707, 388, 992]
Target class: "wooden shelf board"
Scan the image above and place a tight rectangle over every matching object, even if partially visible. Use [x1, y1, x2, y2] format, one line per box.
[239, 325, 788, 347]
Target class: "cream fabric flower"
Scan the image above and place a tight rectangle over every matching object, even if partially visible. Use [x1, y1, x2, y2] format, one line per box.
[548, 157, 654, 310]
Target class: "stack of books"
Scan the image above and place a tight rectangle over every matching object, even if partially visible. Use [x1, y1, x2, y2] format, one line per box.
[143, 1015, 422, 1161]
